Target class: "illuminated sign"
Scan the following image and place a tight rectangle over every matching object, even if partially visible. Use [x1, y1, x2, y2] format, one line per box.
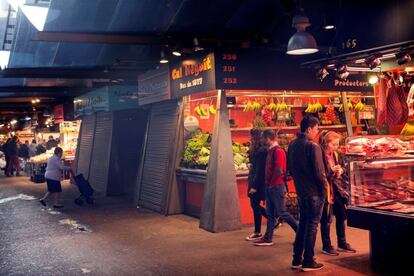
[170, 53, 216, 97]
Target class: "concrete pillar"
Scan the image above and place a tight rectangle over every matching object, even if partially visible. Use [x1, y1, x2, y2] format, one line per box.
[199, 90, 242, 232]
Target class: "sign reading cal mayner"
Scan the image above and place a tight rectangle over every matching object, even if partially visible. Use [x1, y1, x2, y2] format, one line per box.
[170, 53, 216, 97]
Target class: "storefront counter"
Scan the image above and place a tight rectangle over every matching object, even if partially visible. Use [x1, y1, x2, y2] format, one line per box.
[177, 168, 253, 224]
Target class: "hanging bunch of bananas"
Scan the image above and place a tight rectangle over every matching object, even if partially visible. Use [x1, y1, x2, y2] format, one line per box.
[305, 102, 323, 113]
[209, 105, 216, 115]
[338, 101, 354, 112]
[194, 105, 209, 116]
[401, 119, 414, 135]
[354, 101, 365, 111]
[268, 99, 289, 113]
[243, 101, 261, 112]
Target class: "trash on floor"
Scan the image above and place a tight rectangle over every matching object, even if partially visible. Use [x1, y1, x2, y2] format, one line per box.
[59, 218, 92, 233]
[48, 209, 61, 215]
[0, 193, 36, 204]
[81, 268, 91, 274]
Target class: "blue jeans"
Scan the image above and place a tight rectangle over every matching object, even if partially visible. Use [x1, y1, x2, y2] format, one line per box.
[264, 185, 298, 241]
[293, 196, 325, 265]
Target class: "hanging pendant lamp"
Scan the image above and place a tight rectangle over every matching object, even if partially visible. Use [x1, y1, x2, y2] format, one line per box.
[286, 15, 319, 55]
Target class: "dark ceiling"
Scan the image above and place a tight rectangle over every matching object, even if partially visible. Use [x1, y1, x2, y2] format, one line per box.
[0, 0, 413, 120]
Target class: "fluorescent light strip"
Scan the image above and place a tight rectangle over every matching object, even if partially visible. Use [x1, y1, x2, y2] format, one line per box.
[347, 66, 381, 72]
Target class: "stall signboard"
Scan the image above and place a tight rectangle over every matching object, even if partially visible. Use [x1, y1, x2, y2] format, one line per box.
[53, 104, 64, 124]
[16, 130, 35, 142]
[74, 87, 109, 118]
[109, 85, 139, 111]
[138, 65, 170, 105]
[74, 86, 140, 117]
[170, 52, 216, 97]
[214, 48, 373, 92]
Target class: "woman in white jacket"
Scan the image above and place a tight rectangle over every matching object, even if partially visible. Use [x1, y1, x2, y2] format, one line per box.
[40, 147, 70, 208]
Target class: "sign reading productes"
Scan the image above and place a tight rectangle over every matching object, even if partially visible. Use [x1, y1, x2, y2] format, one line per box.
[334, 79, 370, 87]
[170, 53, 216, 97]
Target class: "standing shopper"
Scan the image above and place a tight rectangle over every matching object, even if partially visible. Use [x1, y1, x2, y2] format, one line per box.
[287, 117, 327, 271]
[40, 147, 70, 208]
[18, 140, 30, 160]
[254, 130, 298, 246]
[29, 139, 37, 157]
[245, 129, 268, 241]
[6, 136, 20, 176]
[319, 130, 356, 255]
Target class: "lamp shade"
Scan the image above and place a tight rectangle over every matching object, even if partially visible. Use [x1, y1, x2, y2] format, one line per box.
[286, 31, 319, 55]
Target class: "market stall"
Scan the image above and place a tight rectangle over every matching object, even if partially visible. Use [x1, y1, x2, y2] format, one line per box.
[73, 85, 147, 199]
[177, 88, 372, 225]
[59, 120, 80, 159]
[137, 48, 375, 232]
[27, 148, 73, 183]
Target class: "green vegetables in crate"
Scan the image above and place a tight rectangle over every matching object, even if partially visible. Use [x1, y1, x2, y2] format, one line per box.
[182, 130, 212, 169]
[181, 131, 250, 171]
[232, 142, 249, 171]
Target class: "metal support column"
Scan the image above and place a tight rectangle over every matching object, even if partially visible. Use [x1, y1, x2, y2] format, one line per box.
[341, 91, 354, 137]
[200, 90, 242, 232]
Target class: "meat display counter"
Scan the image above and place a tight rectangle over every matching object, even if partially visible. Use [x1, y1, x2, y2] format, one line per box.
[346, 136, 414, 270]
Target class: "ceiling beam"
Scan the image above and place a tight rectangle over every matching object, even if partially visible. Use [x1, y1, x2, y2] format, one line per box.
[32, 32, 169, 45]
[0, 86, 84, 93]
[0, 67, 145, 79]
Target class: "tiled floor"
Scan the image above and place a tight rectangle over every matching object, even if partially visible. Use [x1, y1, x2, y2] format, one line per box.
[0, 176, 389, 275]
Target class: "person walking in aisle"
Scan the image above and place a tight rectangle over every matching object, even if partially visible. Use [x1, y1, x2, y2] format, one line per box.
[40, 147, 70, 208]
[245, 129, 282, 241]
[254, 130, 298, 246]
[318, 130, 356, 255]
[287, 116, 327, 272]
[245, 129, 268, 241]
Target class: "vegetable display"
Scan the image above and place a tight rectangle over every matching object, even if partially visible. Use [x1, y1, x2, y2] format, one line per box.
[181, 130, 249, 171]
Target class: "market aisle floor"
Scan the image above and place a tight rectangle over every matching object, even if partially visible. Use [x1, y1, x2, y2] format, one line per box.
[0, 176, 386, 276]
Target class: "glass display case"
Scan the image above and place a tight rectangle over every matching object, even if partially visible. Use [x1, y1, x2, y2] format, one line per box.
[349, 157, 414, 215]
[346, 136, 414, 270]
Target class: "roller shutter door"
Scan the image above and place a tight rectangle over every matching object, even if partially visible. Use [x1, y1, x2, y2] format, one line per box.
[88, 112, 113, 197]
[74, 114, 96, 179]
[139, 100, 179, 212]
[107, 109, 148, 197]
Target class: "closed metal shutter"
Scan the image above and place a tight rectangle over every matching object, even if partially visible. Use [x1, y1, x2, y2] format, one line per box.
[88, 112, 113, 197]
[74, 114, 96, 179]
[139, 100, 179, 212]
[107, 109, 148, 197]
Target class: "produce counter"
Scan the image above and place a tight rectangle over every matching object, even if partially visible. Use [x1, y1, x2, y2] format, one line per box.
[27, 158, 74, 183]
[177, 168, 254, 224]
[177, 168, 298, 224]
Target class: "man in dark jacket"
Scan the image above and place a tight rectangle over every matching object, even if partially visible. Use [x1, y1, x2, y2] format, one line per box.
[287, 117, 327, 272]
[18, 140, 30, 160]
[6, 136, 20, 176]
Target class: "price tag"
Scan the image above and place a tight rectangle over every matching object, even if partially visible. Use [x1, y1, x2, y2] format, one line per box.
[359, 106, 375, 119]
[277, 111, 290, 121]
